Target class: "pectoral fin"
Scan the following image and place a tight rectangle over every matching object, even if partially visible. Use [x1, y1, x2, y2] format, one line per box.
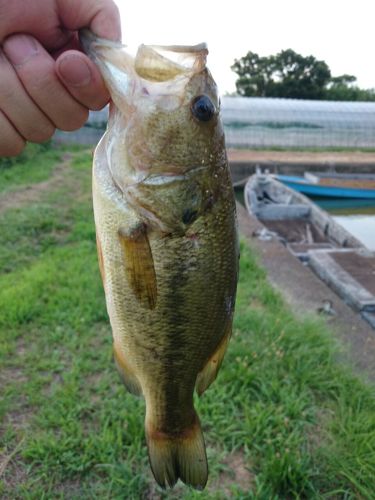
[118, 226, 157, 309]
[196, 326, 232, 396]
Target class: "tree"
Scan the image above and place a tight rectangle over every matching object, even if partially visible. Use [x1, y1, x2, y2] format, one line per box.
[324, 74, 375, 101]
[232, 49, 331, 99]
[232, 50, 375, 101]
[330, 74, 357, 85]
[230, 51, 274, 97]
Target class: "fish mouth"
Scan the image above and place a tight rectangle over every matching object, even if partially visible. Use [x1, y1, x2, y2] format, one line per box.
[79, 29, 208, 83]
[134, 44, 208, 82]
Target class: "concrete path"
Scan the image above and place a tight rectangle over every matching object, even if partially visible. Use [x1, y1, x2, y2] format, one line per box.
[237, 203, 375, 383]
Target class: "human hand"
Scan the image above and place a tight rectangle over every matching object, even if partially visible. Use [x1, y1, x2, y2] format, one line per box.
[0, 0, 121, 156]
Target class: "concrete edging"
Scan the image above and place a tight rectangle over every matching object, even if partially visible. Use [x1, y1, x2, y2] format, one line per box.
[308, 249, 375, 312]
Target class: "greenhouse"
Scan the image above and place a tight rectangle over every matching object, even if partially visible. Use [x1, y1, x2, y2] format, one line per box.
[221, 97, 375, 149]
[54, 97, 375, 150]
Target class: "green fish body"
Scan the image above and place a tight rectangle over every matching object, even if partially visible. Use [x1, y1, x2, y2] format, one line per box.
[81, 30, 238, 490]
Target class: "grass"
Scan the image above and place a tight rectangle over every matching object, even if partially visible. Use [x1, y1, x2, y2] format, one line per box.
[0, 143, 61, 194]
[0, 144, 375, 499]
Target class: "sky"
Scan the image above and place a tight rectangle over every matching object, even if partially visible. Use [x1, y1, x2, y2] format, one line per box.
[114, 0, 375, 95]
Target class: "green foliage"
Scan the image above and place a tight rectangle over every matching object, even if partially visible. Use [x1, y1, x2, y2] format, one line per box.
[232, 49, 331, 99]
[0, 141, 53, 168]
[1, 148, 375, 498]
[232, 49, 375, 101]
[325, 75, 375, 101]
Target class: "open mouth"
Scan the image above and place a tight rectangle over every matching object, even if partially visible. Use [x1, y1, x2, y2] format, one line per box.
[134, 43, 208, 82]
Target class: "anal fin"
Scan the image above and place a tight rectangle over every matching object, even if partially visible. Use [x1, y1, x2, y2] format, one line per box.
[113, 342, 143, 396]
[118, 225, 157, 309]
[196, 326, 232, 396]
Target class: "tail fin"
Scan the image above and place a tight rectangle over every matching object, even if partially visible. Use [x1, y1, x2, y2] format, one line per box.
[146, 414, 208, 490]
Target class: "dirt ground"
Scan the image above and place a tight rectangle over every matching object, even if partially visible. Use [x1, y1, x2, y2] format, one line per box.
[0, 154, 72, 214]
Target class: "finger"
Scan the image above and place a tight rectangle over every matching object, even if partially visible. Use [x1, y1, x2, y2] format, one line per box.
[58, 0, 122, 41]
[3, 34, 89, 131]
[0, 0, 120, 48]
[0, 2, 62, 46]
[51, 32, 82, 60]
[56, 50, 110, 110]
[0, 110, 25, 157]
[0, 50, 55, 143]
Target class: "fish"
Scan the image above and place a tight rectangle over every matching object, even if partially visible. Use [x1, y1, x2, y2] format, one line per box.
[80, 29, 239, 490]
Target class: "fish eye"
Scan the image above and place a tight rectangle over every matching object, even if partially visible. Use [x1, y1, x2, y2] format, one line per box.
[191, 95, 215, 122]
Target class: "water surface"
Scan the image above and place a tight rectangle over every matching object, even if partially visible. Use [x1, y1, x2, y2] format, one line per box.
[315, 198, 375, 250]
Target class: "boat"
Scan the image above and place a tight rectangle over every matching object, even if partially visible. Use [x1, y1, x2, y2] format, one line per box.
[244, 173, 364, 260]
[275, 172, 375, 199]
[244, 173, 375, 322]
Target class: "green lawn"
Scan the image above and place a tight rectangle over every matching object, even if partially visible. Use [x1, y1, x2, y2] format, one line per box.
[0, 145, 374, 499]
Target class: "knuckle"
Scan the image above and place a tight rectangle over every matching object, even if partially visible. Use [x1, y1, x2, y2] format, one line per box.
[0, 78, 16, 102]
[103, 0, 120, 17]
[29, 71, 53, 94]
[28, 122, 56, 143]
[90, 98, 109, 112]
[0, 139, 25, 157]
[112, 3, 120, 17]
[12, 141, 26, 156]
[0, 109, 25, 156]
[58, 107, 88, 132]
[18, 60, 57, 96]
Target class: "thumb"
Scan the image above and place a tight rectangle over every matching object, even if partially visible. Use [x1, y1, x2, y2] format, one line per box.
[56, 50, 110, 110]
[57, 0, 122, 41]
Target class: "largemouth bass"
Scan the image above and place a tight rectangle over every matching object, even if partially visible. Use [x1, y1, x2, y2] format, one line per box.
[80, 30, 238, 490]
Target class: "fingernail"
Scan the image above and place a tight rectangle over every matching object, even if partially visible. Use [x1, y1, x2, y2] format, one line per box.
[58, 55, 92, 87]
[4, 34, 39, 66]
